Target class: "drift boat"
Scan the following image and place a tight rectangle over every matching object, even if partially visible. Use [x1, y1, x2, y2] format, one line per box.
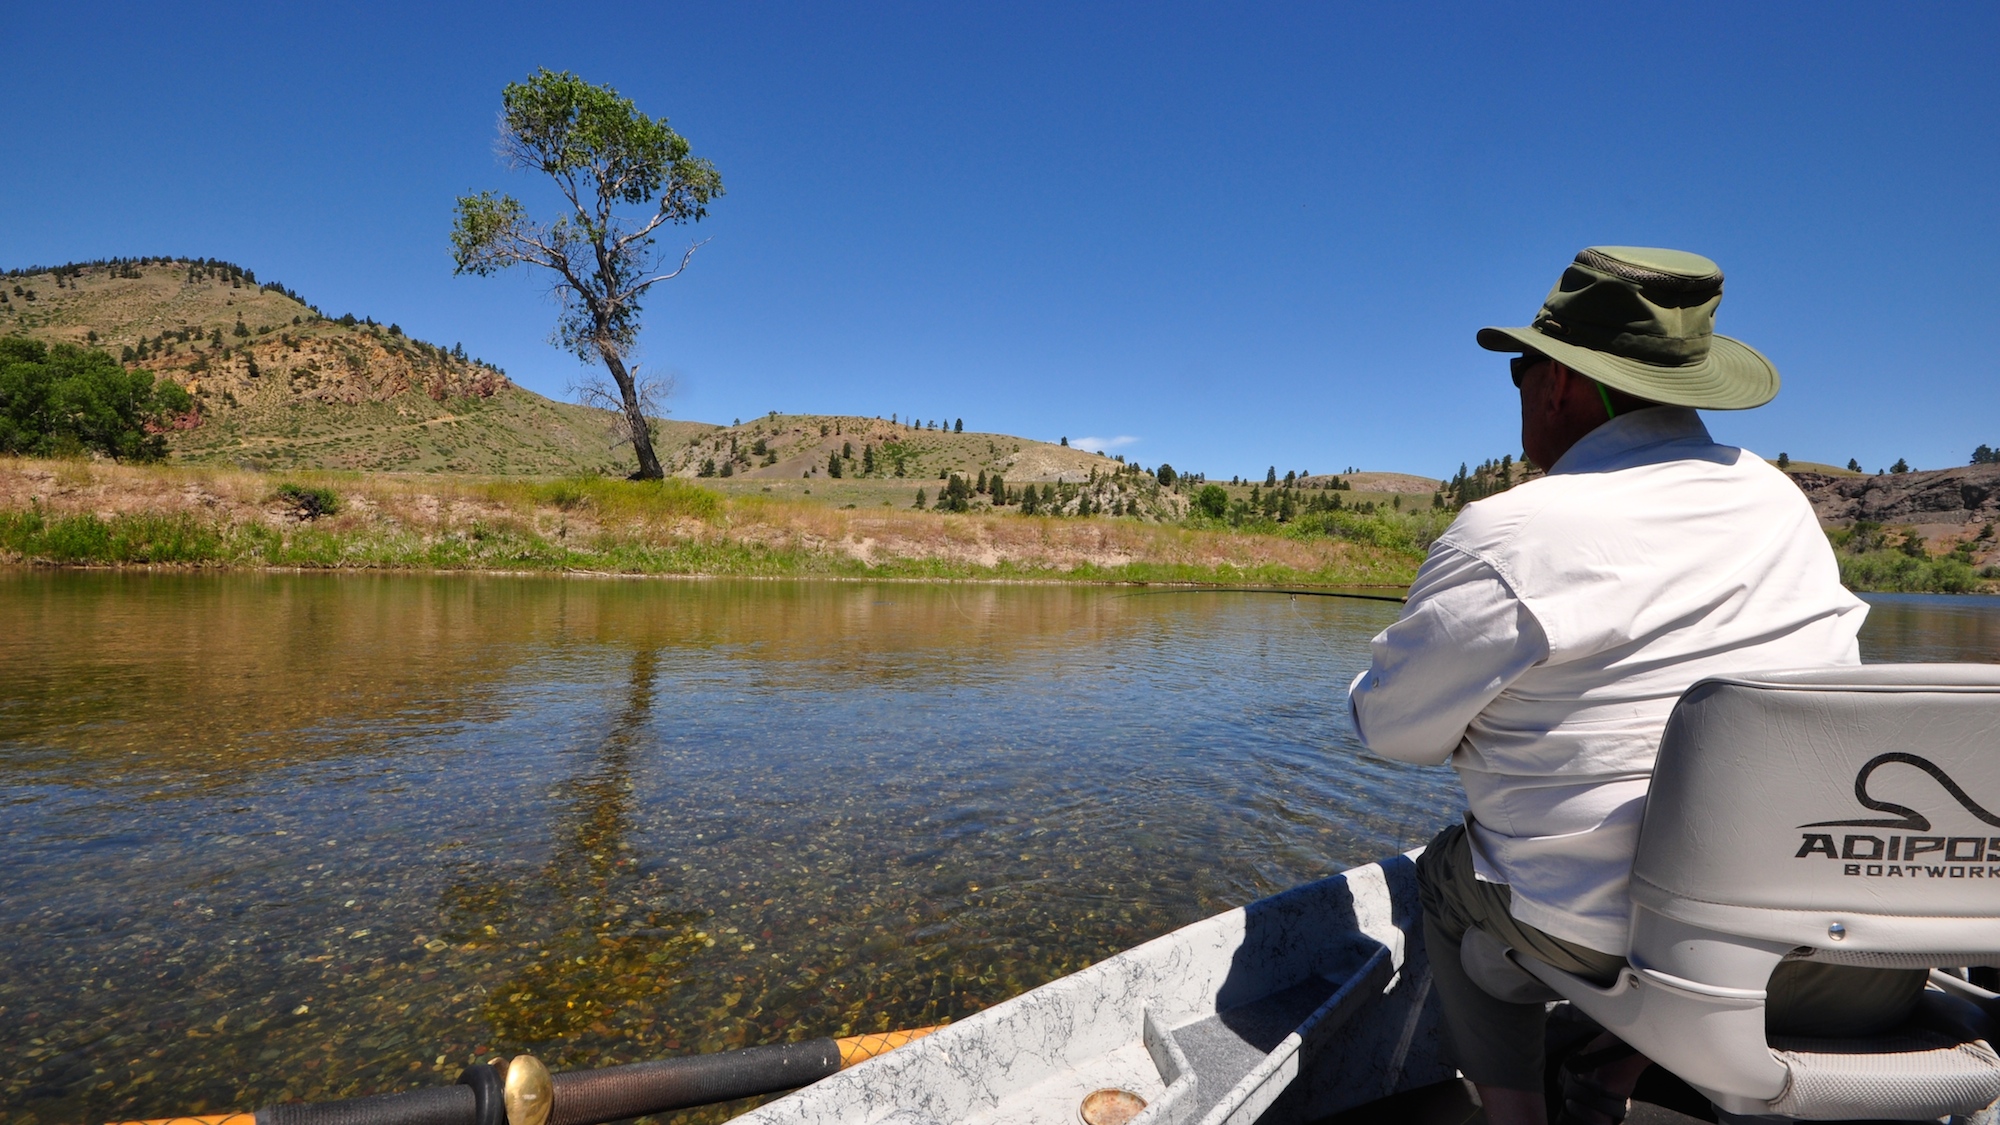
[732, 852, 1455, 1125]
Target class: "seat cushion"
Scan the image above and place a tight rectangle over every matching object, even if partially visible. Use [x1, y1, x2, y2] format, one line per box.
[1766, 991, 2000, 1120]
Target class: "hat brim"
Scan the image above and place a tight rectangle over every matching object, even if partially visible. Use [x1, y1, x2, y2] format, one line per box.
[1476, 325, 1779, 410]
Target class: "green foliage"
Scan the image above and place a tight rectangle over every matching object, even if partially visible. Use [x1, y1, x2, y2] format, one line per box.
[1194, 484, 1228, 519]
[274, 483, 342, 520]
[936, 473, 973, 513]
[954, 418, 963, 433]
[988, 471, 1006, 505]
[1157, 463, 1177, 487]
[452, 68, 725, 479]
[1776, 452, 1790, 469]
[912, 488, 926, 510]
[1973, 445, 1997, 466]
[1283, 507, 1454, 554]
[1848, 458, 1863, 472]
[1441, 455, 1520, 507]
[1891, 458, 1910, 474]
[0, 336, 193, 461]
[1839, 551, 1979, 593]
[826, 450, 842, 478]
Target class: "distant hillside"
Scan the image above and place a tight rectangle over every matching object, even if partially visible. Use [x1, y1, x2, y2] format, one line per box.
[0, 258, 712, 474]
[664, 414, 1134, 484]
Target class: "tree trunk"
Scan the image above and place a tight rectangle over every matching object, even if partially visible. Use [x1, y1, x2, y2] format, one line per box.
[598, 347, 663, 480]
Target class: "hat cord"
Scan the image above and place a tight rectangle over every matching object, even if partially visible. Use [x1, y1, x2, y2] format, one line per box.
[1595, 381, 1617, 420]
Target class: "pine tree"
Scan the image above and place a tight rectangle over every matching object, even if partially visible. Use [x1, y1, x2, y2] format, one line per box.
[989, 472, 1005, 504]
[976, 469, 987, 492]
[1892, 458, 1910, 474]
[954, 418, 962, 432]
[1265, 466, 1277, 486]
[1848, 459, 1862, 472]
[913, 488, 926, 509]
[720, 460, 733, 477]
[842, 441, 853, 459]
[863, 444, 876, 475]
[827, 451, 843, 478]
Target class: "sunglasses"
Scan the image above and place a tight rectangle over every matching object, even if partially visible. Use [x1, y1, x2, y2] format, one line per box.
[1510, 354, 1550, 388]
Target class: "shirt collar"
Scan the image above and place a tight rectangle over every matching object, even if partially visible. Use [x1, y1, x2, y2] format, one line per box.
[1548, 407, 1712, 475]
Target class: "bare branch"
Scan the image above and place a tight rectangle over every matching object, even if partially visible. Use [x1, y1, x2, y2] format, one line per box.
[629, 240, 707, 294]
[572, 364, 676, 453]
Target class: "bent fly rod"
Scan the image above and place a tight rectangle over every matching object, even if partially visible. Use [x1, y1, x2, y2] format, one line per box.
[113, 1026, 941, 1125]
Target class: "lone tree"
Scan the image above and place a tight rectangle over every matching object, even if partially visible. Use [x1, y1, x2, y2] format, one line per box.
[451, 69, 723, 479]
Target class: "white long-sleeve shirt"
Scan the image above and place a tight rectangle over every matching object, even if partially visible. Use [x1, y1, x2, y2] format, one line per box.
[1348, 407, 1865, 951]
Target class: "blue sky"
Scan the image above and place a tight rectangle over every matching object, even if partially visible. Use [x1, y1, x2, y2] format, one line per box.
[3, 3, 1995, 480]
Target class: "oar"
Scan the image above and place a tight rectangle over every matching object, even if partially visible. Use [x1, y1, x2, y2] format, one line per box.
[113, 1026, 941, 1125]
[1118, 586, 1407, 603]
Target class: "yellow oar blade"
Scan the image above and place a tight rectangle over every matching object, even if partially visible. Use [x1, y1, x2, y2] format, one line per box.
[835, 1024, 943, 1068]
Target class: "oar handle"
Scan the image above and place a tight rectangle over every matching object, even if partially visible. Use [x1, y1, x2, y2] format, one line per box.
[113, 1026, 942, 1125]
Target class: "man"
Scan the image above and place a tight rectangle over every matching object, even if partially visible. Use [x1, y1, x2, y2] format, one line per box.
[1348, 247, 1919, 1125]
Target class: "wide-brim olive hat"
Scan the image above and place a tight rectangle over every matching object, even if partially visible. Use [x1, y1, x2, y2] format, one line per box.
[1477, 246, 1779, 410]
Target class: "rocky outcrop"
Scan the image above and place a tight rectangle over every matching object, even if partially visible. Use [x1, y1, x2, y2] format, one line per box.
[1791, 465, 2000, 528]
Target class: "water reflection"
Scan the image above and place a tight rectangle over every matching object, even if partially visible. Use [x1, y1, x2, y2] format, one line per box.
[1857, 593, 2000, 664]
[1, 575, 1452, 1123]
[4, 575, 1991, 1124]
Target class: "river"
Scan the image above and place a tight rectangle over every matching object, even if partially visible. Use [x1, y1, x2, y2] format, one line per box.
[2, 575, 1994, 1123]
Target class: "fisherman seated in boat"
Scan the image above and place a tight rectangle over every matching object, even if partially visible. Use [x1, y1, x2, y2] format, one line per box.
[1346, 247, 1924, 1125]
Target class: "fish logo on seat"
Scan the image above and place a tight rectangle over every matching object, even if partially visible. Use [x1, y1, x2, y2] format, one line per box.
[1799, 752, 2000, 832]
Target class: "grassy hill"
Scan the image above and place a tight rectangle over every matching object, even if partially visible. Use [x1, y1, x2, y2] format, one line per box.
[0, 257, 713, 474]
[0, 258, 1199, 485]
[0, 257, 1455, 501]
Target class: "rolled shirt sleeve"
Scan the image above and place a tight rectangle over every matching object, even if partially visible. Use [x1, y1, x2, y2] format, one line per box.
[1348, 543, 1550, 766]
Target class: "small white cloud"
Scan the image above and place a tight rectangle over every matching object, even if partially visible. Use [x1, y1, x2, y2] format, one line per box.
[1071, 435, 1138, 453]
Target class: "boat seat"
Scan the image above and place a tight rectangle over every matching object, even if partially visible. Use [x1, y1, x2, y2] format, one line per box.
[1502, 665, 2000, 1122]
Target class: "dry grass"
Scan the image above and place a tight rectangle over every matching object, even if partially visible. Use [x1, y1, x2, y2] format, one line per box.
[0, 458, 1419, 587]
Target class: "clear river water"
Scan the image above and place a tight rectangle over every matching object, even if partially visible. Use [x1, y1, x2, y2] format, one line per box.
[2, 574, 1995, 1124]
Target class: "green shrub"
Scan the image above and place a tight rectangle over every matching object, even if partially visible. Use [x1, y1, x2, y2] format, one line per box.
[1274, 507, 1452, 555]
[1839, 551, 1980, 593]
[274, 483, 343, 520]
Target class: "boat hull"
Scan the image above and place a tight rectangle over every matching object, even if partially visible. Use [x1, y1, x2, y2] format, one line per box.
[736, 852, 1450, 1125]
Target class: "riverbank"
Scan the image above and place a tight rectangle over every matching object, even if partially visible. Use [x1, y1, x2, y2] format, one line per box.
[0, 458, 1423, 588]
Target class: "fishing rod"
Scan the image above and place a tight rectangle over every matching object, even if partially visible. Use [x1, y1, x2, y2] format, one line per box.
[116, 1026, 941, 1125]
[1117, 586, 1407, 604]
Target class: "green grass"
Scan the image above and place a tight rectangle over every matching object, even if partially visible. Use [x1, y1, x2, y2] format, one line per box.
[0, 504, 1417, 586]
[481, 475, 724, 523]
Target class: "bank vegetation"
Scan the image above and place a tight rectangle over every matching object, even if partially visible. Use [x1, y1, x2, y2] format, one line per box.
[0, 458, 1426, 588]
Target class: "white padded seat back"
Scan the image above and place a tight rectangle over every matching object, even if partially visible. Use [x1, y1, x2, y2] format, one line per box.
[1630, 664, 2000, 955]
